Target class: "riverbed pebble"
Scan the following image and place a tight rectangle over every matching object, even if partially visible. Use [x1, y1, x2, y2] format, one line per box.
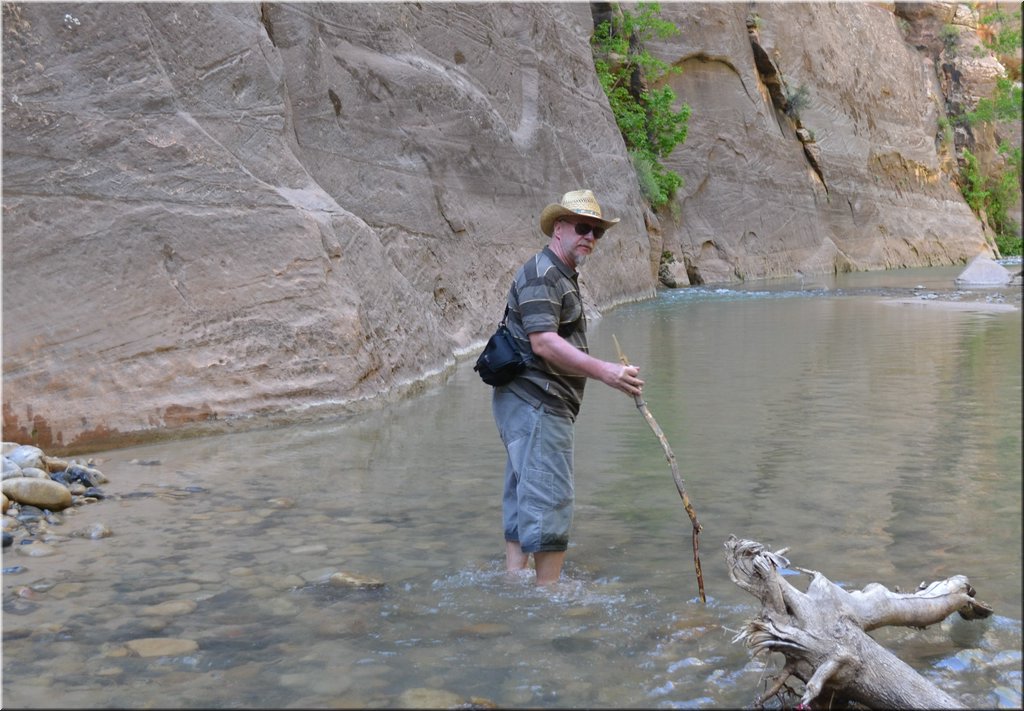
[329, 571, 385, 589]
[1, 440, 398, 691]
[397, 687, 465, 708]
[122, 637, 200, 658]
[70, 522, 113, 539]
[16, 541, 58, 557]
[140, 599, 199, 617]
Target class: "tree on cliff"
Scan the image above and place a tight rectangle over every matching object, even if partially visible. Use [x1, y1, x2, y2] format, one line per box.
[591, 2, 690, 212]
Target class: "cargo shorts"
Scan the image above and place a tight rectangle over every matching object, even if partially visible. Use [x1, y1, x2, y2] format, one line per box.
[492, 387, 575, 553]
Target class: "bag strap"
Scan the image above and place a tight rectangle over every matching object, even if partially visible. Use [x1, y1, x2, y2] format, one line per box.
[500, 279, 517, 326]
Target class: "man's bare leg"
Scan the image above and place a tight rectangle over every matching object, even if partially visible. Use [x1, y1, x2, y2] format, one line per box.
[533, 551, 566, 585]
[505, 540, 529, 572]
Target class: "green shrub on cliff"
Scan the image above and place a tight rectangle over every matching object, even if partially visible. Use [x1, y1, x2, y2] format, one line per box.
[940, 24, 961, 57]
[980, 8, 1022, 66]
[966, 77, 1023, 126]
[960, 145, 1022, 255]
[592, 2, 691, 211]
[784, 84, 811, 119]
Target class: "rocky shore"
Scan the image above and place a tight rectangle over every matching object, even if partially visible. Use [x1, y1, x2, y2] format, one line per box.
[2, 442, 114, 555]
[2, 441, 415, 682]
[2, 442, 394, 594]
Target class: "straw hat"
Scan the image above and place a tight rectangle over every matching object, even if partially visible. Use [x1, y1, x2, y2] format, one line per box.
[539, 189, 620, 237]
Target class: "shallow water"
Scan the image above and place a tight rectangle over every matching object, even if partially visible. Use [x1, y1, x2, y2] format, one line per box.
[3, 265, 1021, 709]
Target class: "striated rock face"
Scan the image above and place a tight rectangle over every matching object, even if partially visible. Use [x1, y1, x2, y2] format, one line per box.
[896, 0, 1023, 239]
[2, 2, 653, 453]
[649, 2, 993, 284]
[0, 2, 998, 453]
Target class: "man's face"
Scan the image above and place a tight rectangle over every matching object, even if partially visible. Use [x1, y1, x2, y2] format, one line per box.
[555, 218, 604, 269]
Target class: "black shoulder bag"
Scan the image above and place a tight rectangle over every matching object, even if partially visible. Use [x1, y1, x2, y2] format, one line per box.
[474, 306, 530, 386]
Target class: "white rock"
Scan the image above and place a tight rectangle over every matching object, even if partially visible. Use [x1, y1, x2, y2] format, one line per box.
[5, 445, 45, 471]
[955, 253, 1012, 286]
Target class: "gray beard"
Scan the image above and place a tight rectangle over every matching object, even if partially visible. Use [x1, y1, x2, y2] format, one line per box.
[574, 253, 588, 269]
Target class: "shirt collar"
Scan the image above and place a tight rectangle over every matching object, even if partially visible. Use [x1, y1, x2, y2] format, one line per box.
[543, 245, 578, 280]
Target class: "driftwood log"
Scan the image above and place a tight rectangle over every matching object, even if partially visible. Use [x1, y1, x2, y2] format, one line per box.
[725, 536, 994, 710]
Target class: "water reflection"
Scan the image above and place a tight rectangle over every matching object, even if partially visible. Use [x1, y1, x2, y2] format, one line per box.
[3, 266, 1021, 708]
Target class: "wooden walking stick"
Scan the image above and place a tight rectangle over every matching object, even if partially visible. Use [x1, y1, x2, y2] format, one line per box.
[614, 334, 706, 603]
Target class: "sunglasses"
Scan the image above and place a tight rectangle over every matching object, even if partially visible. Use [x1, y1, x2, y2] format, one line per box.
[571, 221, 605, 240]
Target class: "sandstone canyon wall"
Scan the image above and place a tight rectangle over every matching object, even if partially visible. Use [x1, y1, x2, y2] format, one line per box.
[1, 2, 996, 454]
[650, 1, 994, 284]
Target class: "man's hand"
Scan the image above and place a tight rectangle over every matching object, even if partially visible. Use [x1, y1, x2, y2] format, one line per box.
[609, 362, 644, 397]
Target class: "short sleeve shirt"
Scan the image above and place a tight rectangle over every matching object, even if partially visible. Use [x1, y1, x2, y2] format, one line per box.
[504, 246, 587, 419]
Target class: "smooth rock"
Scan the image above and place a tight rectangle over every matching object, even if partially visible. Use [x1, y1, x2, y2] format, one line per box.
[123, 638, 199, 657]
[329, 571, 385, 589]
[397, 688, 464, 709]
[2, 457, 22, 479]
[71, 524, 111, 540]
[955, 253, 1013, 286]
[141, 582, 203, 597]
[2, 478, 73, 511]
[140, 600, 198, 617]
[288, 544, 328, 555]
[5, 445, 45, 470]
[67, 463, 108, 485]
[16, 541, 58, 557]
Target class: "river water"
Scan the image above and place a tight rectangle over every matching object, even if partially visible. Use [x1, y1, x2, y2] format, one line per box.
[3, 265, 1022, 709]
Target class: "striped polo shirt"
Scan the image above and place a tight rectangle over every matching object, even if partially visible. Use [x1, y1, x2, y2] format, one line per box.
[504, 246, 588, 419]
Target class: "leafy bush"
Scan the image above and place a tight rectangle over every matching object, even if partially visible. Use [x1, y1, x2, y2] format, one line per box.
[937, 116, 954, 146]
[960, 145, 1022, 255]
[966, 77, 1023, 125]
[940, 24, 960, 56]
[945, 14, 1022, 256]
[592, 2, 691, 210]
[784, 84, 810, 119]
[960, 149, 989, 213]
[980, 9, 1022, 59]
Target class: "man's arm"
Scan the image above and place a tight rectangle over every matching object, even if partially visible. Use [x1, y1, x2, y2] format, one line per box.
[529, 331, 644, 397]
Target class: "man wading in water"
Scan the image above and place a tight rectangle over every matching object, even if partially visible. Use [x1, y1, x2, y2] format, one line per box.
[491, 189, 645, 585]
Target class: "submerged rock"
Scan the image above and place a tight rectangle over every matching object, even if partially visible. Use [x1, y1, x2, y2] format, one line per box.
[122, 637, 199, 658]
[397, 688, 465, 709]
[329, 571, 385, 589]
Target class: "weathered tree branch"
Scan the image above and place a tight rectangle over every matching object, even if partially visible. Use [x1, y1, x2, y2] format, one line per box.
[726, 535, 994, 710]
[614, 335, 705, 602]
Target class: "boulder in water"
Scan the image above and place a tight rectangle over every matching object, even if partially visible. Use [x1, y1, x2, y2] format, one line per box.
[955, 254, 1013, 286]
